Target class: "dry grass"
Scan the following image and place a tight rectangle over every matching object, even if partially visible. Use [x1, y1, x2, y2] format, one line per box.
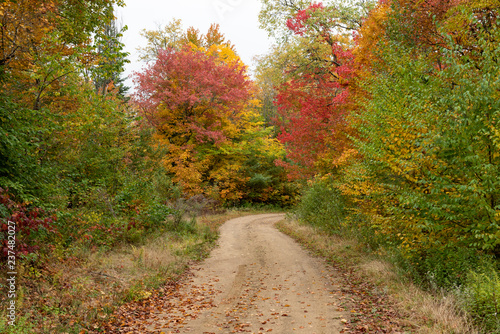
[400, 286, 478, 334]
[130, 244, 175, 270]
[13, 232, 191, 330]
[276, 217, 478, 334]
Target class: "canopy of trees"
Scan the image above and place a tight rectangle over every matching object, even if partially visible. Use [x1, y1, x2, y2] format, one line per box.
[133, 24, 296, 204]
[255, 1, 500, 329]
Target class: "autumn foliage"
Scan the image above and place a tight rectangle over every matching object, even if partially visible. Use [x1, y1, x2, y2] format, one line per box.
[274, 72, 352, 180]
[258, 0, 500, 329]
[0, 189, 58, 260]
[348, 0, 500, 254]
[134, 46, 250, 145]
[134, 27, 295, 204]
[1, 0, 500, 330]
[134, 44, 250, 196]
[270, 3, 356, 180]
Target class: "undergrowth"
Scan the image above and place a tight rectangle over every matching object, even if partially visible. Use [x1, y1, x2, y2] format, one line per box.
[0, 188, 256, 333]
[293, 179, 498, 333]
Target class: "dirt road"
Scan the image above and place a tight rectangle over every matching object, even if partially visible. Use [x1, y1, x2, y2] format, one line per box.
[146, 213, 346, 334]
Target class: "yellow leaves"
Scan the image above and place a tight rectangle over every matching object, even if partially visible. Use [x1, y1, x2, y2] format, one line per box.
[139, 20, 236, 66]
[163, 146, 205, 196]
[209, 161, 249, 201]
[247, 97, 262, 110]
[337, 161, 383, 200]
[82, 211, 104, 225]
[332, 148, 358, 169]
[354, 2, 391, 73]
[441, 0, 500, 59]
[206, 44, 234, 61]
[193, 43, 246, 70]
[136, 23, 294, 204]
[138, 290, 152, 299]
[490, 124, 500, 151]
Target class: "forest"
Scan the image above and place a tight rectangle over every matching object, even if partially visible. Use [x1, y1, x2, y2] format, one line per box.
[1, 0, 499, 332]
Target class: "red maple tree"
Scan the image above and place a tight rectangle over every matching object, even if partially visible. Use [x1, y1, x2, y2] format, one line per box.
[274, 3, 355, 179]
[133, 46, 251, 146]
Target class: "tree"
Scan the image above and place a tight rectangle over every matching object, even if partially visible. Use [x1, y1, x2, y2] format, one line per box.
[274, 70, 353, 180]
[350, 0, 500, 257]
[134, 27, 295, 203]
[257, 2, 361, 179]
[133, 44, 251, 196]
[137, 19, 184, 62]
[133, 46, 250, 144]
[0, 0, 123, 109]
[91, 18, 130, 97]
[259, 0, 373, 41]
[137, 20, 233, 62]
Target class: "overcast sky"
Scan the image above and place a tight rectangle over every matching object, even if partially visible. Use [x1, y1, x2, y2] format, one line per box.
[117, 0, 272, 89]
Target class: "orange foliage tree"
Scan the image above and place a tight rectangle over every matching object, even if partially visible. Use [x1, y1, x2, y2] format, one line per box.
[346, 0, 500, 292]
[0, 0, 122, 109]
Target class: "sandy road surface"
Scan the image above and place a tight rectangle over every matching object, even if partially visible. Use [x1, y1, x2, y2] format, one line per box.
[146, 214, 346, 334]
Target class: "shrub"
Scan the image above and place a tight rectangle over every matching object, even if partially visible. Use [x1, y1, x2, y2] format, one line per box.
[461, 268, 500, 333]
[393, 246, 487, 290]
[295, 178, 346, 233]
[139, 202, 172, 229]
[0, 188, 58, 262]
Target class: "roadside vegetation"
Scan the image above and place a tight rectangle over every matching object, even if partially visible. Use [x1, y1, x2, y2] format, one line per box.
[256, 0, 500, 332]
[0, 206, 268, 333]
[278, 215, 480, 333]
[279, 176, 498, 333]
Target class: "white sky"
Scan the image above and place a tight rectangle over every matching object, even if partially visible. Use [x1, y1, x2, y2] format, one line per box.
[117, 0, 272, 89]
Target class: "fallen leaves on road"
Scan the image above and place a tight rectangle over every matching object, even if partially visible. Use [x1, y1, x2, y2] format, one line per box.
[98, 269, 219, 334]
[336, 268, 414, 333]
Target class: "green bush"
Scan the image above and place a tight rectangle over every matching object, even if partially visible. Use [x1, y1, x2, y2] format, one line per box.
[295, 178, 346, 233]
[392, 246, 487, 290]
[139, 203, 172, 228]
[462, 268, 500, 333]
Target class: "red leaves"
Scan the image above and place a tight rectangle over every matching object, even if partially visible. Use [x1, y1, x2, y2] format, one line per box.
[273, 2, 356, 180]
[274, 71, 353, 180]
[0, 188, 58, 261]
[286, 3, 326, 36]
[133, 46, 251, 146]
[132, 42, 287, 202]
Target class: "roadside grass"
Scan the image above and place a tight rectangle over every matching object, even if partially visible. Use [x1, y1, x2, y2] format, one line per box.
[0, 209, 257, 334]
[276, 217, 478, 334]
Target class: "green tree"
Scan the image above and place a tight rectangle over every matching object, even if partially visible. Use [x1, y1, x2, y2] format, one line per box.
[353, 3, 500, 255]
[91, 18, 130, 97]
